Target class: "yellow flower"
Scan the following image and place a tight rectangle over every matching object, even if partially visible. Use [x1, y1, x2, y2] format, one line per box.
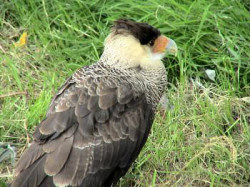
[14, 32, 28, 47]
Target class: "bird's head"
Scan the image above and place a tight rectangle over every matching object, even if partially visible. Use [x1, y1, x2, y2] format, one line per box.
[101, 19, 177, 69]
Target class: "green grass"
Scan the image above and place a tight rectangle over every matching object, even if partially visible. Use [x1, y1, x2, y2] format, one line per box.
[0, 0, 249, 186]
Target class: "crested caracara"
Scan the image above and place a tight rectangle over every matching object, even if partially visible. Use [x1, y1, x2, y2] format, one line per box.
[12, 19, 177, 187]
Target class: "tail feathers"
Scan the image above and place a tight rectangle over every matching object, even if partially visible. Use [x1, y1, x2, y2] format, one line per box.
[15, 143, 45, 175]
[11, 155, 48, 187]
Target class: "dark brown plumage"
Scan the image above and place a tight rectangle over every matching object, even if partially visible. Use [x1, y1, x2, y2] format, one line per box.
[113, 19, 161, 45]
[12, 19, 177, 187]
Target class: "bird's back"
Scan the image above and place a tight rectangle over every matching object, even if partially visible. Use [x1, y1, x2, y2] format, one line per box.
[12, 64, 155, 187]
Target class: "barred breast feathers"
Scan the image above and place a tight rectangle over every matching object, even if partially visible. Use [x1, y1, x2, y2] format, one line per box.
[72, 61, 166, 110]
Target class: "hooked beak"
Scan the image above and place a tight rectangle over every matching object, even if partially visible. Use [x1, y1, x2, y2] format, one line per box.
[165, 38, 178, 56]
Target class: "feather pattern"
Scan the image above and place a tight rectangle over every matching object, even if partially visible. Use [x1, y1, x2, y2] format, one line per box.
[12, 156, 47, 187]
[15, 143, 45, 175]
[12, 63, 159, 187]
[44, 135, 74, 176]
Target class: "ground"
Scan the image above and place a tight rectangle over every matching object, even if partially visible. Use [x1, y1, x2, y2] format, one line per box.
[0, 0, 249, 186]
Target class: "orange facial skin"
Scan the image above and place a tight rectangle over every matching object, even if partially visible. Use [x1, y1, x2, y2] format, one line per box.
[152, 35, 169, 53]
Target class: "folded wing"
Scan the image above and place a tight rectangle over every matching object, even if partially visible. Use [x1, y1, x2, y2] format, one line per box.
[12, 70, 154, 187]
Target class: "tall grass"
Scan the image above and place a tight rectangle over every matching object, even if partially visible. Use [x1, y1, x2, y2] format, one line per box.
[0, 0, 249, 186]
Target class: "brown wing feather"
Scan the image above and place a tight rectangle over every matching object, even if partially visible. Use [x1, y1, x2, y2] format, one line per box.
[12, 69, 154, 187]
[14, 143, 45, 175]
[12, 155, 47, 187]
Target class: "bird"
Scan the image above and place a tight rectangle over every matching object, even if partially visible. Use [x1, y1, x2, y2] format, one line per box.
[11, 19, 177, 187]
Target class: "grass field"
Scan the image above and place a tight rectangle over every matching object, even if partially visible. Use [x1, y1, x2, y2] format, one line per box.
[0, 0, 249, 186]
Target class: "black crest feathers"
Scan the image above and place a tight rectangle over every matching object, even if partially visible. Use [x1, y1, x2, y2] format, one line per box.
[113, 19, 161, 45]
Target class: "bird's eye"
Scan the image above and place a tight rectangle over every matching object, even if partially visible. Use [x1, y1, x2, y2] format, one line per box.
[148, 40, 154, 46]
